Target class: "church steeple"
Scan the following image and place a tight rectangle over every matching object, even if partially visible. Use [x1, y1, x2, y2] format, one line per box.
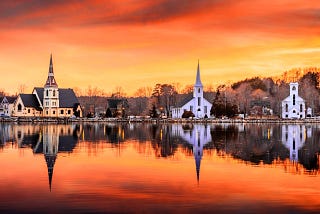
[195, 60, 203, 87]
[45, 54, 58, 88]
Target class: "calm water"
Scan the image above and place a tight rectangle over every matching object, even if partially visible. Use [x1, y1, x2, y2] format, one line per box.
[0, 123, 320, 213]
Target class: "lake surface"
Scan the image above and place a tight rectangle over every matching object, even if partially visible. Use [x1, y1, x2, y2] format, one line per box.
[0, 122, 320, 213]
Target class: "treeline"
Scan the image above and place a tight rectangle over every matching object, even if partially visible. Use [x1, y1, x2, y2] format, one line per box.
[56, 67, 320, 117]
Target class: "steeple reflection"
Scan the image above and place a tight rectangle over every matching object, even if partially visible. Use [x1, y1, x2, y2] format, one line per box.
[172, 124, 211, 183]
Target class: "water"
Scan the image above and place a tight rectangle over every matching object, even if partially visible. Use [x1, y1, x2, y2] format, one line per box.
[0, 123, 320, 213]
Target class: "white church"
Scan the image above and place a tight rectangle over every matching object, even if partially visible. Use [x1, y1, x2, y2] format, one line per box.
[171, 62, 212, 118]
[281, 82, 305, 119]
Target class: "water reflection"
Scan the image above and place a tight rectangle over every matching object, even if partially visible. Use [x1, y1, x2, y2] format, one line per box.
[1, 122, 320, 186]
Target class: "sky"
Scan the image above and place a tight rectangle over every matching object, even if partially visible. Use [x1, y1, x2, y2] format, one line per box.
[0, 0, 320, 96]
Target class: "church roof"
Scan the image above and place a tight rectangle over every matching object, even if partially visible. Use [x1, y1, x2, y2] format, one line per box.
[34, 87, 80, 108]
[174, 92, 213, 108]
[19, 94, 42, 111]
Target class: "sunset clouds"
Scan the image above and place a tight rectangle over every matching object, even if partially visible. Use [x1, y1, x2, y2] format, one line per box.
[0, 0, 319, 95]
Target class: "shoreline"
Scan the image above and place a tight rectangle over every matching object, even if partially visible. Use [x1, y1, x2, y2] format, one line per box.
[1, 117, 320, 124]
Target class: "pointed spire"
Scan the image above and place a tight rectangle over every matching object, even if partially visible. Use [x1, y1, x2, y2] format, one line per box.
[45, 154, 57, 192]
[195, 60, 203, 87]
[45, 54, 58, 87]
[195, 153, 201, 184]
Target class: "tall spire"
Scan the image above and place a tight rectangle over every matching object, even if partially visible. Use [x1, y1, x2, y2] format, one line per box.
[195, 60, 203, 87]
[45, 154, 57, 192]
[45, 54, 58, 87]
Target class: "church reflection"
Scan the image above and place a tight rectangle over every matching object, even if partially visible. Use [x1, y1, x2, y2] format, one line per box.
[11, 124, 81, 191]
[171, 124, 211, 183]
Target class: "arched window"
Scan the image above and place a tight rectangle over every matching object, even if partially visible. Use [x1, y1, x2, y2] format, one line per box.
[293, 94, 296, 105]
[285, 104, 288, 112]
[17, 104, 22, 111]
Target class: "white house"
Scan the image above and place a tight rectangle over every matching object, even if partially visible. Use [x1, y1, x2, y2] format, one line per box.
[12, 54, 82, 118]
[171, 62, 212, 118]
[281, 82, 305, 119]
[0, 96, 16, 117]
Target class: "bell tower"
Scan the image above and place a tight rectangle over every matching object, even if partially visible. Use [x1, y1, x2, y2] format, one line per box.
[43, 54, 59, 117]
[193, 60, 204, 117]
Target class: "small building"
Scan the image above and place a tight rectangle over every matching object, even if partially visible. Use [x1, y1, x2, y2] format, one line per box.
[281, 82, 305, 119]
[12, 54, 82, 118]
[171, 62, 212, 118]
[0, 96, 16, 117]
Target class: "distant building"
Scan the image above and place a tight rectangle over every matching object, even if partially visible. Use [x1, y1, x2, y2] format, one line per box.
[106, 98, 129, 118]
[0, 96, 16, 117]
[171, 62, 212, 118]
[281, 82, 305, 119]
[12, 55, 82, 118]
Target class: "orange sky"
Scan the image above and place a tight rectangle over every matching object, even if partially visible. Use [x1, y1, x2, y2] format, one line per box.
[0, 0, 320, 96]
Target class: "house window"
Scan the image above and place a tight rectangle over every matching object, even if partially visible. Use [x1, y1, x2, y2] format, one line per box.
[60, 110, 64, 114]
[190, 106, 193, 112]
[68, 110, 71, 114]
[28, 109, 30, 114]
[293, 94, 295, 105]
[292, 86, 296, 91]
[46, 111, 48, 115]
[46, 90, 49, 97]
[286, 114, 288, 118]
[53, 90, 56, 97]
[293, 110, 296, 113]
[285, 104, 288, 112]
[53, 110, 55, 115]
[204, 106, 207, 113]
[198, 88, 200, 93]
[17, 104, 22, 112]
[300, 104, 303, 112]
[198, 97, 201, 106]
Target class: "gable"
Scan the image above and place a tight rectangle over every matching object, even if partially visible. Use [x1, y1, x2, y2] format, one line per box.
[19, 94, 42, 110]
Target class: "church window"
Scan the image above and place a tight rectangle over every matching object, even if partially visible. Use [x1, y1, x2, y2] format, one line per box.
[17, 104, 22, 112]
[198, 88, 200, 93]
[198, 138, 200, 147]
[46, 90, 49, 97]
[293, 94, 295, 105]
[285, 104, 288, 112]
[53, 90, 56, 97]
[292, 86, 296, 91]
[293, 139, 295, 150]
[198, 97, 201, 106]
[300, 104, 303, 112]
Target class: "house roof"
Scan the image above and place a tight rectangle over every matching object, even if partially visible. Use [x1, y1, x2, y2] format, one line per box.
[34, 87, 79, 108]
[6, 96, 17, 103]
[20, 94, 42, 110]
